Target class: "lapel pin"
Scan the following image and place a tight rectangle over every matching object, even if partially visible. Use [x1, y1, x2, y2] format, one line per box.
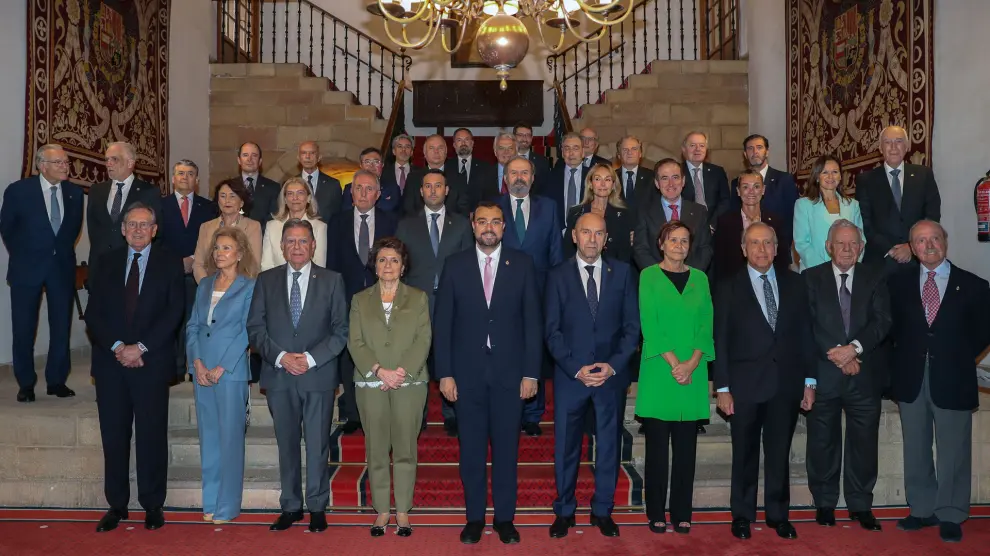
[505, 259, 510, 266]
[956, 286, 960, 291]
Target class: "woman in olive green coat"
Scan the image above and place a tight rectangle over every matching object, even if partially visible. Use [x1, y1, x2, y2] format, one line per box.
[637, 221, 715, 535]
[348, 237, 432, 538]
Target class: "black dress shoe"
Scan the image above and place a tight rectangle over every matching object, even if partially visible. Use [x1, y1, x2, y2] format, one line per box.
[460, 520, 485, 544]
[492, 520, 521, 544]
[521, 422, 542, 437]
[766, 519, 797, 539]
[590, 514, 619, 537]
[144, 507, 165, 530]
[849, 511, 881, 531]
[339, 421, 362, 434]
[308, 511, 327, 532]
[16, 388, 35, 403]
[697, 424, 706, 434]
[269, 510, 304, 531]
[897, 514, 939, 531]
[815, 507, 836, 526]
[940, 522, 963, 543]
[95, 509, 127, 532]
[648, 520, 667, 534]
[443, 418, 458, 438]
[731, 518, 751, 539]
[46, 384, 75, 398]
[549, 515, 575, 538]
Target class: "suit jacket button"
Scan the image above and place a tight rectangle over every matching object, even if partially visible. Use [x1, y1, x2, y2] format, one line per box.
[206, 333, 210, 337]
[385, 342, 390, 346]
[294, 333, 298, 337]
[211, 320, 216, 324]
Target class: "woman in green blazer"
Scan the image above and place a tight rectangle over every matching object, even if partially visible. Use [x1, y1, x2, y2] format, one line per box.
[348, 237, 432, 538]
[637, 221, 715, 535]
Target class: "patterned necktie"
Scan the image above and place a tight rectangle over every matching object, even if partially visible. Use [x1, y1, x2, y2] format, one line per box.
[290, 271, 302, 328]
[626, 171, 634, 200]
[567, 168, 578, 209]
[890, 168, 902, 211]
[110, 182, 124, 222]
[585, 264, 599, 319]
[692, 166, 707, 208]
[514, 198, 526, 243]
[460, 159, 467, 175]
[483, 256, 494, 306]
[49, 186, 61, 234]
[358, 214, 370, 264]
[245, 176, 255, 196]
[669, 203, 679, 221]
[180, 195, 189, 226]
[307, 174, 315, 196]
[922, 270, 940, 326]
[125, 252, 141, 324]
[399, 165, 407, 192]
[839, 273, 852, 335]
[761, 274, 778, 331]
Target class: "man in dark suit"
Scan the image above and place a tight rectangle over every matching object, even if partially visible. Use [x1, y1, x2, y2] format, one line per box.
[471, 132, 516, 210]
[396, 168, 474, 436]
[326, 170, 398, 434]
[404, 134, 469, 215]
[342, 147, 403, 215]
[577, 127, 610, 178]
[855, 125, 941, 275]
[546, 212, 640, 539]
[804, 219, 891, 531]
[444, 128, 492, 214]
[888, 220, 990, 543]
[85, 203, 185, 532]
[381, 133, 416, 201]
[714, 222, 816, 541]
[499, 156, 563, 435]
[545, 132, 586, 225]
[633, 158, 713, 272]
[681, 131, 730, 230]
[514, 123, 551, 193]
[298, 141, 342, 220]
[247, 219, 349, 533]
[729, 134, 799, 229]
[237, 142, 281, 227]
[616, 135, 654, 213]
[433, 200, 542, 545]
[87, 141, 162, 280]
[0, 144, 84, 402]
[158, 159, 217, 380]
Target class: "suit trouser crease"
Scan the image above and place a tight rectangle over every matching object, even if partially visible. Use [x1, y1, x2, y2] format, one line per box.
[356, 384, 427, 513]
[730, 396, 799, 522]
[194, 376, 249, 519]
[643, 418, 698, 523]
[338, 350, 361, 422]
[10, 276, 74, 389]
[267, 384, 334, 512]
[806, 392, 880, 511]
[898, 364, 972, 524]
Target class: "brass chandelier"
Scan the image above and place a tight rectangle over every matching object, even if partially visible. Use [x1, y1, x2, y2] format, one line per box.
[367, 0, 633, 89]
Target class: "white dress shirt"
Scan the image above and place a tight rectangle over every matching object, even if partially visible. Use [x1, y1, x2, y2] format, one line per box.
[578, 255, 602, 300]
[39, 173, 64, 223]
[354, 207, 376, 253]
[508, 194, 531, 229]
[883, 162, 905, 190]
[275, 262, 317, 369]
[758, 164, 769, 181]
[106, 174, 135, 215]
[831, 264, 863, 353]
[425, 205, 446, 239]
[476, 243, 502, 286]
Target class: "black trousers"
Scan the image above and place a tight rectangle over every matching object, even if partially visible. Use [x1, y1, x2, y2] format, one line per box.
[642, 418, 698, 524]
[95, 365, 170, 511]
[337, 350, 360, 422]
[729, 395, 799, 522]
[806, 392, 881, 511]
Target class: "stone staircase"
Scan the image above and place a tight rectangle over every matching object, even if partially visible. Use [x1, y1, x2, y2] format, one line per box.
[570, 60, 749, 177]
[209, 63, 388, 186]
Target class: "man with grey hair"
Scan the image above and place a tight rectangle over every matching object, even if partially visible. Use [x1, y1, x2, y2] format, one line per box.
[0, 143, 84, 402]
[404, 134, 469, 215]
[545, 132, 586, 224]
[298, 141, 342, 219]
[617, 135, 653, 211]
[578, 127, 609, 173]
[88, 141, 162, 281]
[887, 220, 990, 543]
[855, 125, 941, 275]
[382, 133, 416, 199]
[803, 218, 891, 531]
[681, 130, 729, 229]
[158, 159, 217, 380]
[342, 147, 402, 215]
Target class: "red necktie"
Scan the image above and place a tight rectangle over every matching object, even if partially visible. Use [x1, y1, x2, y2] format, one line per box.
[180, 195, 189, 226]
[399, 166, 407, 192]
[922, 271, 940, 326]
[670, 204, 679, 221]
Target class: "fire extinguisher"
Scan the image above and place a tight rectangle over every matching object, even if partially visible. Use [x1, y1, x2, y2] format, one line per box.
[976, 170, 990, 242]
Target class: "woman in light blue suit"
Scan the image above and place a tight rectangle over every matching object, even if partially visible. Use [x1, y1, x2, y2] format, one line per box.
[793, 154, 865, 271]
[186, 226, 258, 523]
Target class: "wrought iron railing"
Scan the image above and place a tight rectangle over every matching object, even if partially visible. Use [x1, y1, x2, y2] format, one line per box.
[216, 0, 412, 120]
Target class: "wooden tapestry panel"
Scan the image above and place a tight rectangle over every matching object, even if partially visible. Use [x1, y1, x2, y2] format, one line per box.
[786, 0, 934, 186]
[23, 0, 171, 192]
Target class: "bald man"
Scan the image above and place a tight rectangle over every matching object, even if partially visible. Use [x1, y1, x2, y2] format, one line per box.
[298, 141, 342, 220]
[855, 125, 941, 275]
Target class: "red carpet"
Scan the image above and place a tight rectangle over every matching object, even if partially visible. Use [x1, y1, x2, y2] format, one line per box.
[1, 511, 988, 556]
[328, 381, 642, 510]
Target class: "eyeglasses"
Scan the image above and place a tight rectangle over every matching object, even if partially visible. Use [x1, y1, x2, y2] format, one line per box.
[124, 221, 154, 230]
[43, 159, 70, 166]
[474, 218, 504, 227]
[361, 159, 384, 167]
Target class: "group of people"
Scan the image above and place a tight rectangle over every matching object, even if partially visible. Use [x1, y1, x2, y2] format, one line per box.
[0, 121, 983, 546]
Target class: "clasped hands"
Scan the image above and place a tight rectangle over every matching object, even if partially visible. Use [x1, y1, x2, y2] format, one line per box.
[827, 344, 861, 376]
[376, 367, 407, 391]
[576, 363, 615, 387]
[193, 359, 226, 386]
[280, 353, 311, 376]
[114, 344, 144, 368]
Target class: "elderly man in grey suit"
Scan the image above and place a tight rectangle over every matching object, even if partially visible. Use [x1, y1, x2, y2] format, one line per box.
[247, 219, 348, 533]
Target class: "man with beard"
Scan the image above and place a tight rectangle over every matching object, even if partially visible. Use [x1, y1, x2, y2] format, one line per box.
[433, 200, 542, 544]
[514, 123, 551, 193]
[729, 135, 798, 229]
[445, 128, 493, 210]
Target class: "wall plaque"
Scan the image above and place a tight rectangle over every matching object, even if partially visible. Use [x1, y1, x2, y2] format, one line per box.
[412, 80, 544, 128]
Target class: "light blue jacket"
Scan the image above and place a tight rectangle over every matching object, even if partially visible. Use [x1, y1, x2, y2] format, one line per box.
[793, 196, 865, 271]
[186, 274, 256, 381]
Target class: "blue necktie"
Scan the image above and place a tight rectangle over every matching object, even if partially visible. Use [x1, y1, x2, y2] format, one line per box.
[585, 264, 598, 319]
[515, 198, 526, 243]
[290, 271, 302, 328]
[49, 186, 61, 234]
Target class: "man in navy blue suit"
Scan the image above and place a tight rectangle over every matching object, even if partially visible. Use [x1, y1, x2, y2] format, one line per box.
[341, 148, 403, 216]
[498, 155, 563, 436]
[433, 200, 542, 545]
[729, 134, 799, 230]
[545, 132, 586, 225]
[326, 169, 398, 434]
[0, 144, 84, 402]
[545, 212, 640, 539]
[158, 159, 217, 380]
